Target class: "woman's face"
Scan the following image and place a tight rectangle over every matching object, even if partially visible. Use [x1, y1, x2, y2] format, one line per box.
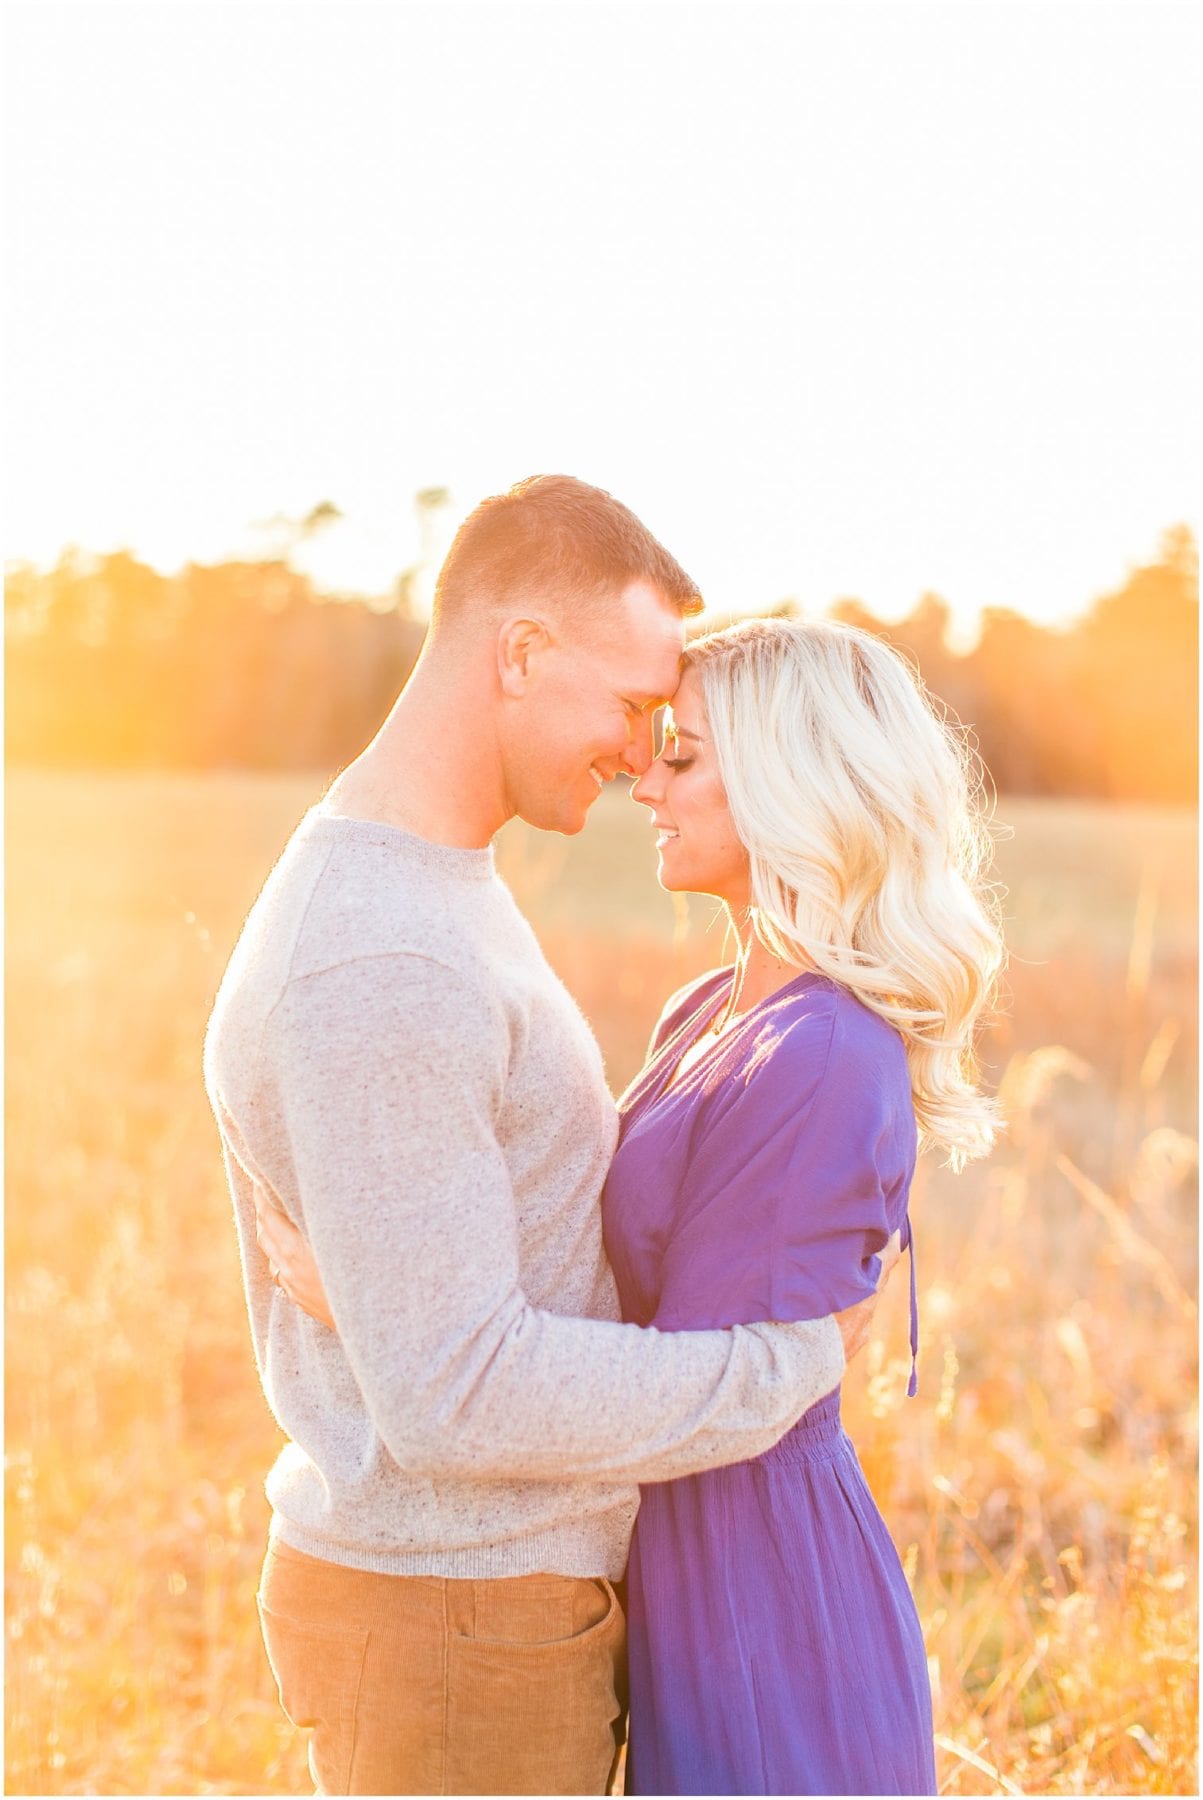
[630, 667, 751, 908]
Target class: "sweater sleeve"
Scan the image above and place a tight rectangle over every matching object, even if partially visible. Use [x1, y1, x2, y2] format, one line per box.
[262, 953, 844, 1484]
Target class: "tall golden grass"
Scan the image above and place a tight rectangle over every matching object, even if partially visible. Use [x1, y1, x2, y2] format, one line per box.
[5, 772, 1197, 1796]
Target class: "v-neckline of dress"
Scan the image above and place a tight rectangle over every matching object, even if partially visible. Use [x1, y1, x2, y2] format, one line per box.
[651, 966, 823, 1103]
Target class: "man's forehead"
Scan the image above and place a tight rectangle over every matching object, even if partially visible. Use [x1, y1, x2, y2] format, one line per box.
[619, 591, 688, 699]
[584, 617, 681, 697]
[620, 647, 684, 704]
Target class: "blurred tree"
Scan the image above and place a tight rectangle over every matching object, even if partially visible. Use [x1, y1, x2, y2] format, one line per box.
[1069, 525, 1198, 803]
[395, 485, 453, 620]
[828, 597, 882, 637]
[6, 522, 1195, 796]
[303, 500, 343, 536]
[249, 500, 343, 563]
[4, 561, 49, 639]
[966, 607, 1079, 795]
[415, 486, 451, 563]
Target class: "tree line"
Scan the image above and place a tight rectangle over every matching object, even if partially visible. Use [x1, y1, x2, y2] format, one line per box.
[5, 525, 1196, 802]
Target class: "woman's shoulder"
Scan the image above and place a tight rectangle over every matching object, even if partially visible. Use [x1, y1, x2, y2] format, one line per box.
[759, 974, 910, 1094]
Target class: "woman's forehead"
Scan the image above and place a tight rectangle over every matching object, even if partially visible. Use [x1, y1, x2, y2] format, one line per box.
[664, 680, 706, 741]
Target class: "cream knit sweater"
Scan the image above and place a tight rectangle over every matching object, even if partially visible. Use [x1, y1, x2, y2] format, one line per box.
[204, 810, 843, 1578]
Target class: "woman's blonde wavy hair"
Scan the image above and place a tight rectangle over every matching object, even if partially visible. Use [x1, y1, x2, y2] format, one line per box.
[683, 616, 1005, 1169]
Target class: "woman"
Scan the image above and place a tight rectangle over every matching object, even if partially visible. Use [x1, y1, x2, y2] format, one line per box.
[261, 617, 1002, 1796]
[599, 618, 1001, 1795]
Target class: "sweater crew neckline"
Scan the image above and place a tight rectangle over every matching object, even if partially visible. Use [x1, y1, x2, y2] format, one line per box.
[308, 806, 497, 881]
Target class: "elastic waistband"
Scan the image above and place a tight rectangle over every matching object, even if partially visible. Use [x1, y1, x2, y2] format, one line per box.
[760, 1395, 849, 1467]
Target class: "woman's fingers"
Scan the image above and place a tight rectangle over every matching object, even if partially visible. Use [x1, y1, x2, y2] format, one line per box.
[249, 1184, 334, 1328]
[834, 1290, 877, 1363]
[253, 1185, 299, 1284]
[878, 1229, 904, 1288]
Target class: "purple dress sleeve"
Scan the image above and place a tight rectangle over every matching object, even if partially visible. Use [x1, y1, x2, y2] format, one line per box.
[650, 987, 916, 1335]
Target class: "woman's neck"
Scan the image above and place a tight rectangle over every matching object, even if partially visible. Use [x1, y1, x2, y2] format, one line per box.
[722, 910, 810, 1019]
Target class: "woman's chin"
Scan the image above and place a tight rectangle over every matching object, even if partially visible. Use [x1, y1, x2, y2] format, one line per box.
[654, 854, 688, 893]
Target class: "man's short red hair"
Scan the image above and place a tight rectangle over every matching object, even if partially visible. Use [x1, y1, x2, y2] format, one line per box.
[431, 475, 703, 627]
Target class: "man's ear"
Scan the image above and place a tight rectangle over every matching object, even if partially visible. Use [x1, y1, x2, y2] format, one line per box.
[497, 617, 553, 696]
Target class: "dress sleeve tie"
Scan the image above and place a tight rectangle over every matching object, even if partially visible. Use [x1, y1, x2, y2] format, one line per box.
[902, 1213, 919, 1398]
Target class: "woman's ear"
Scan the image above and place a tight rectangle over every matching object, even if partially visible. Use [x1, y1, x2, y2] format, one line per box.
[497, 616, 552, 696]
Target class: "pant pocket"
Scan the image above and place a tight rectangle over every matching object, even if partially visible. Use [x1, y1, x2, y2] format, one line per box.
[445, 1581, 625, 1796]
[468, 1572, 615, 1646]
[257, 1597, 369, 1797]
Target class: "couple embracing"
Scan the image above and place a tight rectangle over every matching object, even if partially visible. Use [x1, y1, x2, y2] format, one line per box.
[204, 475, 1002, 1797]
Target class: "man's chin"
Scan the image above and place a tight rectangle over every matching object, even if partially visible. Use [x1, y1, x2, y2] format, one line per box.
[518, 792, 594, 836]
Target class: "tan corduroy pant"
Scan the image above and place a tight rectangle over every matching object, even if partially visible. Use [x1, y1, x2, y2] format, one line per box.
[257, 1538, 627, 1797]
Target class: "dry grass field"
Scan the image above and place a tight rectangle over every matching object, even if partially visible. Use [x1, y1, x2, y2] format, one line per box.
[5, 770, 1198, 1796]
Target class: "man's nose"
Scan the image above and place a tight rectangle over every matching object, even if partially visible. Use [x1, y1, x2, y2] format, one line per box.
[621, 711, 657, 778]
[630, 755, 663, 807]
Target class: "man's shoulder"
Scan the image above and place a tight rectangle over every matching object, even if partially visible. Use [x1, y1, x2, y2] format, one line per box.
[260, 812, 503, 981]
[207, 812, 510, 1076]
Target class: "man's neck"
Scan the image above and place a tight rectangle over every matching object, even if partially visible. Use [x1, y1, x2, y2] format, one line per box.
[323, 655, 512, 849]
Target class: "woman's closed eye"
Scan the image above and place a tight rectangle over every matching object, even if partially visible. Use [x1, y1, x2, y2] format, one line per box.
[664, 756, 694, 773]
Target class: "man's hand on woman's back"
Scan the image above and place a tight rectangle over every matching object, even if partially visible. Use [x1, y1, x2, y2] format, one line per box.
[834, 1229, 903, 1365]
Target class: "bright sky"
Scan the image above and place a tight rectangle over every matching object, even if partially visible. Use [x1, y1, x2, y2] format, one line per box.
[6, 2, 1199, 643]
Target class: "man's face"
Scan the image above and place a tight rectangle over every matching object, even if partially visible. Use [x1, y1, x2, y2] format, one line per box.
[504, 580, 687, 835]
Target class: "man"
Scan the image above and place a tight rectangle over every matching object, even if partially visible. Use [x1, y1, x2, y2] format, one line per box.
[205, 476, 882, 1796]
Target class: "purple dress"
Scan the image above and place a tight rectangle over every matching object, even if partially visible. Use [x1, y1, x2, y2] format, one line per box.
[602, 968, 936, 1797]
